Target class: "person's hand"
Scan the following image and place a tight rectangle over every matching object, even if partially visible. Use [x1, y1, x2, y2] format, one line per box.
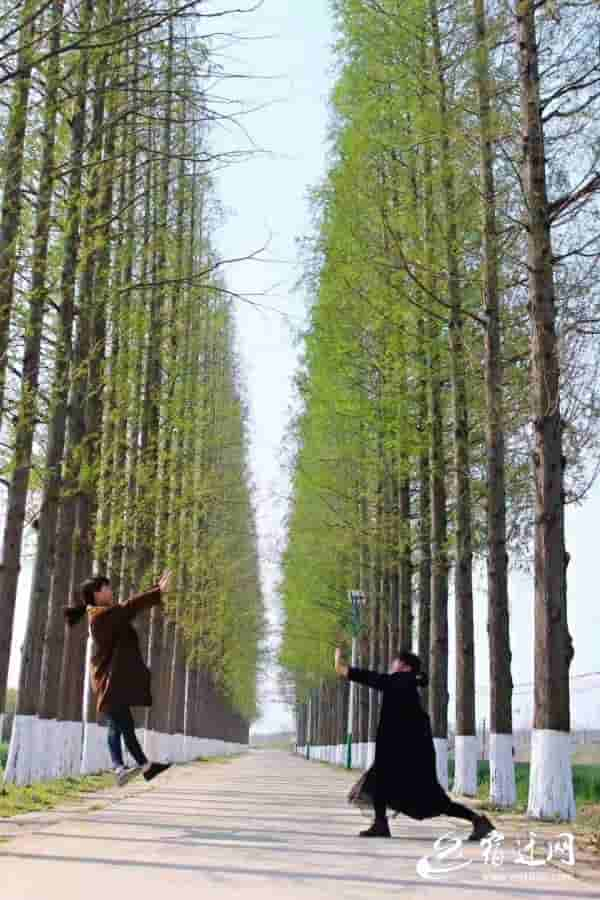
[158, 569, 172, 593]
[335, 647, 349, 678]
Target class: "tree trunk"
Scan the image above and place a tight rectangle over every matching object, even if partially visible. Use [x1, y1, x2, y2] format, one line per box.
[0, 0, 36, 416]
[399, 473, 412, 649]
[35, 0, 93, 731]
[145, 18, 174, 742]
[7, 0, 63, 722]
[430, 0, 476, 794]
[58, 2, 112, 729]
[417, 317, 431, 714]
[517, 0, 575, 820]
[473, 0, 515, 806]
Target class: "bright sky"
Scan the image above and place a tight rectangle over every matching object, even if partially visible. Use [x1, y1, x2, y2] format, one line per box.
[8, 1, 600, 735]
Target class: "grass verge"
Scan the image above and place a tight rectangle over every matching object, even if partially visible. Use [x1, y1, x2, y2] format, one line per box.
[0, 771, 114, 818]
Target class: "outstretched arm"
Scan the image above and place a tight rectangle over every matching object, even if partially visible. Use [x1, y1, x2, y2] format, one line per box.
[347, 666, 390, 692]
[91, 570, 172, 643]
[122, 568, 172, 620]
[334, 648, 390, 691]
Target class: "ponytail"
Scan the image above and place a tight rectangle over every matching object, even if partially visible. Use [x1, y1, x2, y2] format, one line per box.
[64, 574, 110, 627]
[64, 605, 88, 627]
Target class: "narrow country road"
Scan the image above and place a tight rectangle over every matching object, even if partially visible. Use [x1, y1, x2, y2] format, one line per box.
[1, 750, 597, 899]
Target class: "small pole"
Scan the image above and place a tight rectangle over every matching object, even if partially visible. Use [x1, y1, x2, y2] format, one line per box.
[306, 692, 312, 760]
[346, 590, 365, 770]
[346, 636, 358, 769]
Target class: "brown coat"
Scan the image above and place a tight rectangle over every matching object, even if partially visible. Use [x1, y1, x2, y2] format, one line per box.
[87, 587, 162, 715]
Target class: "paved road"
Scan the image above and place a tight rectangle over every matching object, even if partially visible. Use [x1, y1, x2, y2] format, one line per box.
[1, 749, 598, 898]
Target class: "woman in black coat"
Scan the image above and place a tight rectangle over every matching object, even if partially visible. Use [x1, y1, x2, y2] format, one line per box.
[335, 647, 495, 840]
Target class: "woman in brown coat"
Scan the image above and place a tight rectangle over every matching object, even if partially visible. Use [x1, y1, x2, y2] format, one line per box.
[65, 569, 173, 786]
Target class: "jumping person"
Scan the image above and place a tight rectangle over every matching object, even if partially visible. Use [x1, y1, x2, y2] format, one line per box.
[335, 647, 495, 840]
[65, 570, 174, 787]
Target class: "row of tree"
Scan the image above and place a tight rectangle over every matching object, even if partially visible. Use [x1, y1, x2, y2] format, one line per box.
[280, 0, 600, 820]
[0, 0, 265, 782]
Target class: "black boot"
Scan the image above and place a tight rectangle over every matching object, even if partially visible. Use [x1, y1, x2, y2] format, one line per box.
[359, 817, 391, 838]
[468, 814, 495, 842]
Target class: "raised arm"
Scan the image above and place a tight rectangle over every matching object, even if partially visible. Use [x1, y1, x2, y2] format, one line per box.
[121, 586, 162, 619]
[122, 569, 172, 619]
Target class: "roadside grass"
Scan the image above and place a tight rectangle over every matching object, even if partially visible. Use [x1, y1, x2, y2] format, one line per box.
[0, 764, 114, 818]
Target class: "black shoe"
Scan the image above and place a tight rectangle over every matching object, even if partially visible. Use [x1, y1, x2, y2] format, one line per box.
[468, 814, 495, 842]
[359, 819, 391, 838]
[143, 761, 172, 782]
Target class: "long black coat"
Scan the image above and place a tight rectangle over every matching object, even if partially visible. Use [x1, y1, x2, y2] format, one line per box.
[348, 666, 452, 820]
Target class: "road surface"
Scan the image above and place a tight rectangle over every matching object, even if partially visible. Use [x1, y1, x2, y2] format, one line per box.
[1, 749, 598, 898]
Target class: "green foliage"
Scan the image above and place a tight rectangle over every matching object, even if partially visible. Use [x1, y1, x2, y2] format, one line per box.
[0, 3, 265, 730]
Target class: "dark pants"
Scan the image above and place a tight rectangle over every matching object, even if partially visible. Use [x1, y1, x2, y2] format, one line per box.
[375, 795, 476, 823]
[104, 706, 147, 769]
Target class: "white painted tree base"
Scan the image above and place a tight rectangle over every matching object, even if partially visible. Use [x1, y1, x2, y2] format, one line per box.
[173, 733, 186, 763]
[33, 718, 50, 782]
[3, 717, 85, 785]
[183, 735, 199, 760]
[433, 738, 449, 789]
[62, 722, 84, 777]
[366, 741, 375, 767]
[489, 732, 517, 807]
[143, 728, 157, 760]
[3, 714, 35, 785]
[31, 718, 54, 782]
[295, 741, 375, 770]
[527, 729, 576, 821]
[3, 717, 247, 783]
[81, 723, 113, 774]
[453, 735, 478, 796]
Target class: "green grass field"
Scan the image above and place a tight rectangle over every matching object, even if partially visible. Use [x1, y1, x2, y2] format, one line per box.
[0, 742, 7, 771]
[447, 760, 600, 810]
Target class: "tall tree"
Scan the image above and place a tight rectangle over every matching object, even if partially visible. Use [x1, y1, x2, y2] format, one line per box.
[516, 0, 575, 820]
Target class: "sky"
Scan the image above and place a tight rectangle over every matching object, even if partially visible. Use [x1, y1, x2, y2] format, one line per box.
[7, 1, 600, 735]
[205, 1, 337, 733]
